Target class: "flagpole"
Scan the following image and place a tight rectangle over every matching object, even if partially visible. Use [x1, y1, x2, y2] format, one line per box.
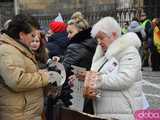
[14, 0, 19, 15]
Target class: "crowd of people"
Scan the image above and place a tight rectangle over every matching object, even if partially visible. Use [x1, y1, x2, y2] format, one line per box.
[0, 11, 155, 120]
[122, 12, 160, 71]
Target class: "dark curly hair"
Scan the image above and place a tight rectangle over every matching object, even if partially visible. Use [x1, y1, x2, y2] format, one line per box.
[6, 13, 40, 40]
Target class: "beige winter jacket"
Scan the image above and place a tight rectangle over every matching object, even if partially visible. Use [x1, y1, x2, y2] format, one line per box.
[0, 34, 48, 120]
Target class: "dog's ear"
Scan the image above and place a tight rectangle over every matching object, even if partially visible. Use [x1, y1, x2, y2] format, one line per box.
[44, 83, 59, 97]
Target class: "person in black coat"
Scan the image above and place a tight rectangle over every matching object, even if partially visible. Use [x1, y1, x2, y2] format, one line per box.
[61, 17, 97, 114]
[64, 26, 97, 74]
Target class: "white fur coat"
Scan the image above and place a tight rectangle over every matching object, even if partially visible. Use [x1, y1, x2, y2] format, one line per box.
[91, 32, 144, 120]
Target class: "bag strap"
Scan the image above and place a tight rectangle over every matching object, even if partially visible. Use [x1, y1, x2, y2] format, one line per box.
[97, 59, 108, 72]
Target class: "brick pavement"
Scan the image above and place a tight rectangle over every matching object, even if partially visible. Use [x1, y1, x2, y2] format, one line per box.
[142, 67, 160, 108]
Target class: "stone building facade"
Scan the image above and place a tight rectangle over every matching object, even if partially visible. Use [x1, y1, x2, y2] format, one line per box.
[0, 0, 159, 29]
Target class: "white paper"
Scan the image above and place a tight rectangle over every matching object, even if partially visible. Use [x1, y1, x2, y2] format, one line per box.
[70, 79, 84, 112]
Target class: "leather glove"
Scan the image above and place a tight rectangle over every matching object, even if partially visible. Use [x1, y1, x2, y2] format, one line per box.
[83, 71, 102, 100]
[48, 71, 63, 86]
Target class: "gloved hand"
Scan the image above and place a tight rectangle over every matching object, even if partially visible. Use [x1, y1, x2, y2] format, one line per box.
[83, 71, 102, 100]
[48, 71, 63, 86]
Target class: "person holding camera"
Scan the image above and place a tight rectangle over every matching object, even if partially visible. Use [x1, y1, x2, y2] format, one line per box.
[0, 14, 62, 120]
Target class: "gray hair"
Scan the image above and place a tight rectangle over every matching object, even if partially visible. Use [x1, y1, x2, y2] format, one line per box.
[91, 17, 121, 38]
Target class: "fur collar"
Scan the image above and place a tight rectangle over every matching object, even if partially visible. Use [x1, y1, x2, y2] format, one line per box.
[105, 32, 141, 58]
[94, 32, 141, 60]
[69, 28, 92, 44]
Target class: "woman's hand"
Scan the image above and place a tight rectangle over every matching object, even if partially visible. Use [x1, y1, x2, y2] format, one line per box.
[71, 66, 87, 80]
[52, 56, 60, 62]
[75, 70, 86, 80]
[68, 70, 87, 87]
[83, 71, 102, 99]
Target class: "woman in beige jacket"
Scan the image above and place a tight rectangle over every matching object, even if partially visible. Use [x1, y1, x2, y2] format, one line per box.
[0, 14, 62, 120]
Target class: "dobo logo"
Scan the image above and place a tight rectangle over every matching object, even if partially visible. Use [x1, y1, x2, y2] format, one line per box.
[135, 109, 160, 120]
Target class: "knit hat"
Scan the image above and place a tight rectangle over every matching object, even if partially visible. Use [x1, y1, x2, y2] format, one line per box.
[129, 21, 139, 29]
[49, 21, 67, 33]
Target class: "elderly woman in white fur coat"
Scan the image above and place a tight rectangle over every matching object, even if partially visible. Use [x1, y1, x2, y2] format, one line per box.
[78, 17, 145, 120]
